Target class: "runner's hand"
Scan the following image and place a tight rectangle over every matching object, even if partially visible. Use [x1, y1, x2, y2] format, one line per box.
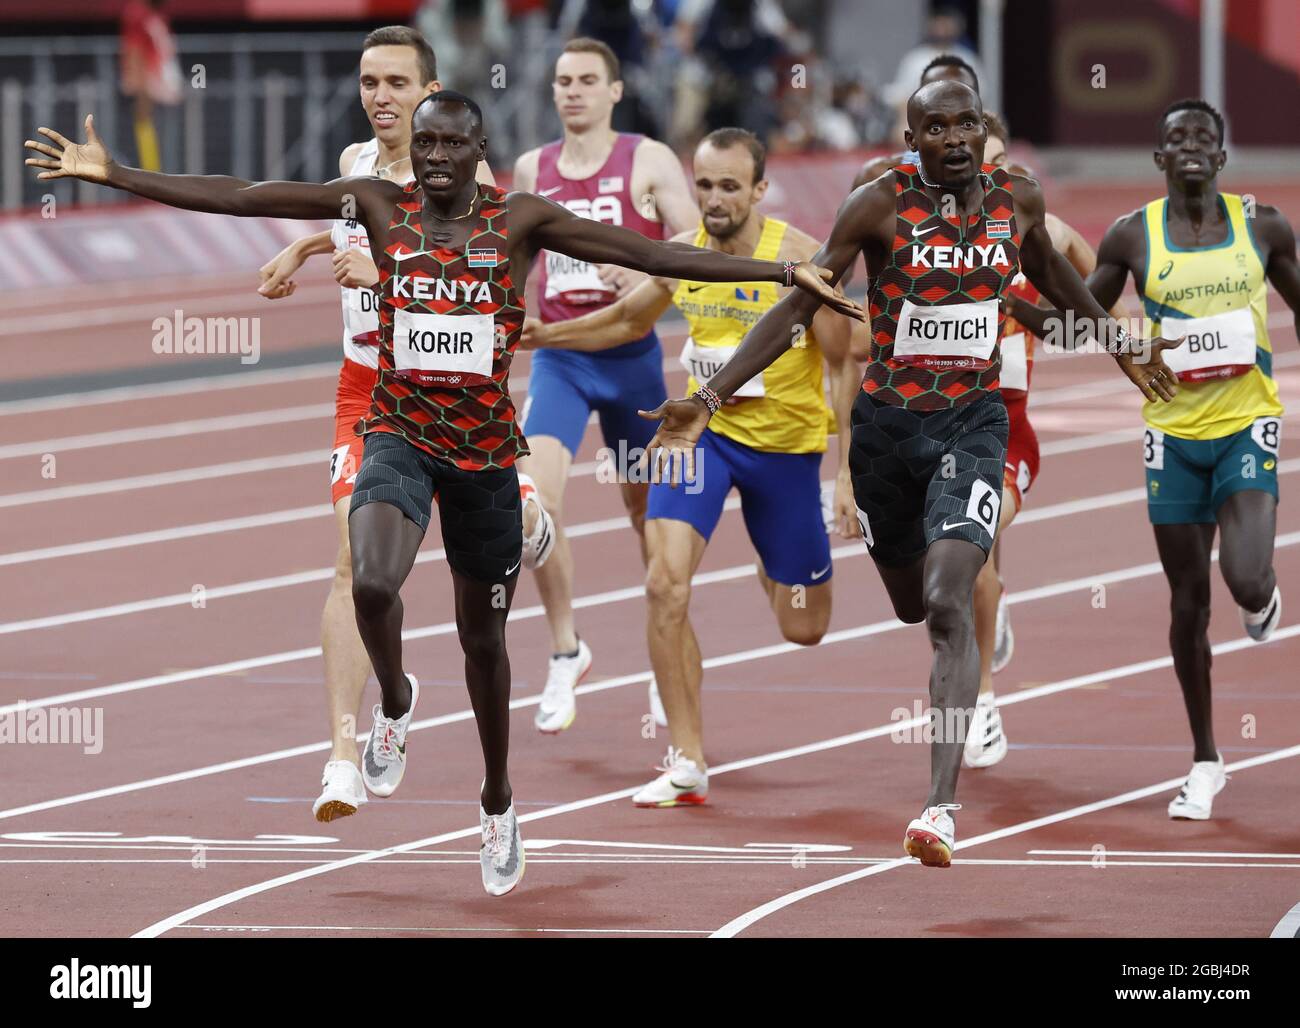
[520, 317, 549, 350]
[597, 264, 646, 298]
[1117, 336, 1183, 403]
[638, 397, 711, 486]
[332, 248, 379, 289]
[25, 114, 113, 184]
[259, 242, 306, 299]
[791, 261, 865, 321]
[832, 467, 857, 539]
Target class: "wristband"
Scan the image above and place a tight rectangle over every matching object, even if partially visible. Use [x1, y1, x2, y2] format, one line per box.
[693, 385, 722, 416]
[782, 260, 797, 288]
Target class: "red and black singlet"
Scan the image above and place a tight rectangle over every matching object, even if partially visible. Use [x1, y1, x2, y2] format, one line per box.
[356, 183, 527, 472]
[864, 164, 1022, 410]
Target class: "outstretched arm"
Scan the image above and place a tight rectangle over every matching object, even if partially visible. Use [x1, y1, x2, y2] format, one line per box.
[1017, 182, 1178, 402]
[26, 115, 394, 223]
[515, 191, 863, 319]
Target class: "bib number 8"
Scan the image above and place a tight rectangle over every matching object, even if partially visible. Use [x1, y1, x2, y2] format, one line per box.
[1251, 417, 1281, 455]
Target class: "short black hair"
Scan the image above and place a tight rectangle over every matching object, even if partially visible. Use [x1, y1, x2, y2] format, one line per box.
[413, 90, 484, 134]
[699, 127, 766, 184]
[1160, 98, 1225, 146]
[362, 25, 438, 85]
[921, 54, 979, 92]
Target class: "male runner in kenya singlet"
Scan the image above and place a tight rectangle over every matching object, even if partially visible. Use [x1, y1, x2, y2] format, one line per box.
[638, 80, 1181, 868]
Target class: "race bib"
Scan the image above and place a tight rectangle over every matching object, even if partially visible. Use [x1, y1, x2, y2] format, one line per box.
[1159, 307, 1256, 382]
[999, 331, 1029, 393]
[1251, 416, 1281, 455]
[543, 250, 612, 306]
[679, 337, 765, 399]
[344, 285, 380, 344]
[893, 298, 999, 367]
[1143, 427, 1165, 470]
[393, 309, 494, 386]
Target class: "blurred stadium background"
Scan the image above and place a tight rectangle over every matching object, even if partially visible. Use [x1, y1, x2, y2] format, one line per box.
[1, 0, 1297, 398]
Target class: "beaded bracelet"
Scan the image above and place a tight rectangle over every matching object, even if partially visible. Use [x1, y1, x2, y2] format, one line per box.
[782, 260, 797, 288]
[693, 385, 722, 416]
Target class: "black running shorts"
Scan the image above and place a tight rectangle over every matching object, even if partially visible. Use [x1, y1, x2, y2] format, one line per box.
[849, 391, 1009, 567]
[349, 431, 522, 582]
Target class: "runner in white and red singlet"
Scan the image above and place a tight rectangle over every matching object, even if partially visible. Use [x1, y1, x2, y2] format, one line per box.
[511, 37, 701, 735]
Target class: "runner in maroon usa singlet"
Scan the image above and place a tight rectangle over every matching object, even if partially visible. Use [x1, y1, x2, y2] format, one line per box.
[28, 90, 860, 896]
[637, 80, 1182, 869]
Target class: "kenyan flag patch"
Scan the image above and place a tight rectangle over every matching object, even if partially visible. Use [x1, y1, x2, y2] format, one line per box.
[986, 220, 1011, 240]
[467, 248, 499, 268]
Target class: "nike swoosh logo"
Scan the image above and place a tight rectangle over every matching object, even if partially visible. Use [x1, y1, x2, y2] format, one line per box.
[810, 564, 831, 580]
[538, 186, 562, 197]
[941, 519, 971, 531]
[911, 224, 937, 237]
[393, 249, 432, 261]
[505, 561, 521, 575]
[687, 284, 707, 293]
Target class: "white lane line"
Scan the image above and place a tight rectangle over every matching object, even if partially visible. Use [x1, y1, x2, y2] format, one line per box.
[0, 403, 334, 461]
[1030, 849, 1300, 859]
[0, 364, 338, 417]
[0, 422, 1143, 568]
[709, 743, 1300, 938]
[0, 451, 323, 509]
[180, 924, 713, 935]
[130, 638, 1300, 939]
[6, 457, 1298, 637]
[1270, 901, 1300, 939]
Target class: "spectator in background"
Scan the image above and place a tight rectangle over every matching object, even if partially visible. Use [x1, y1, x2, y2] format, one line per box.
[415, 0, 508, 100]
[562, 0, 662, 136]
[119, 0, 182, 171]
[672, 0, 786, 148]
[504, 0, 552, 153]
[882, 4, 983, 142]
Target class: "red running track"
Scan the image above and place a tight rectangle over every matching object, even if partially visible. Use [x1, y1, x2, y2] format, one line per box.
[2, 173, 1299, 935]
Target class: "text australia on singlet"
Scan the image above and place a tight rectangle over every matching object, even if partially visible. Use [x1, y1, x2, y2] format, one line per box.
[893, 241, 1011, 366]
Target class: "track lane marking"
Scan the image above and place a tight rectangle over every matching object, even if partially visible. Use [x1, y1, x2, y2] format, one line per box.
[709, 743, 1300, 938]
[128, 634, 1300, 938]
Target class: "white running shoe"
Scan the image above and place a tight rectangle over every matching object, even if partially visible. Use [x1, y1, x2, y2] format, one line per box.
[518, 473, 556, 570]
[361, 673, 419, 797]
[904, 803, 960, 867]
[534, 639, 591, 734]
[479, 802, 525, 896]
[1168, 754, 1226, 820]
[648, 678, 667, 728]
[1241, 585, 1281, 643]
[313, 759, 367, 822]
[963, 694, 1008, 769]
[632, 746, 708, 807]
[992, 588, 1014, 673]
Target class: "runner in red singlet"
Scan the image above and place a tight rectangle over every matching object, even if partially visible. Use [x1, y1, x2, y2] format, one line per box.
[639, 80, 1181, 867]
[962, 114, 1130, 770]
[511, 38, 701, 735]
[29, 93, 858, 894]
[252, 27, 507, 825]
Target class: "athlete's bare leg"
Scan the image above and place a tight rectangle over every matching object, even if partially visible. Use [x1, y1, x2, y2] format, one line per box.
[756, 566, 831, 646]
[1216, 491, 1278, 614]
[517, 437, 579, 653]
[322, 497, 374, 764]
[452, 568, 518, 815]
[920, 540, 988, 806]
[348, 501, 423, 720]
[973, 485, 1020, 696]
[644, 518, 709, 765]
[1153, 521, 1218, 762]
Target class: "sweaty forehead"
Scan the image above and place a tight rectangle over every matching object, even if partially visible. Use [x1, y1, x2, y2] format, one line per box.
[908, 82, 983, 130]
[414, 104, 478, 136]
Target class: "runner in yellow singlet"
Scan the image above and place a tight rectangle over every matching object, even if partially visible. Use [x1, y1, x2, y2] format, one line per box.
[523, 128, 859, 807]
